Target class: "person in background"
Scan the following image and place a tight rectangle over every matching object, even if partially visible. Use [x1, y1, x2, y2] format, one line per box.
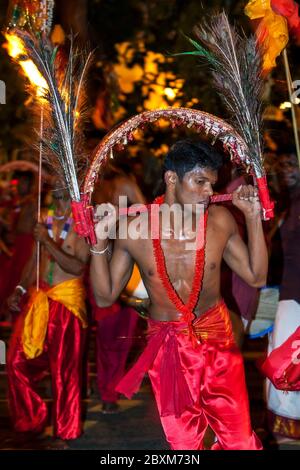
[266, 152, 300, 442]
[6, 180, 89, 447]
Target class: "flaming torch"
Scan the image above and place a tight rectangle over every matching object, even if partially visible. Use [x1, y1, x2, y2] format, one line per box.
[3, 32, 48, 95]
[3, 30, 50, 290]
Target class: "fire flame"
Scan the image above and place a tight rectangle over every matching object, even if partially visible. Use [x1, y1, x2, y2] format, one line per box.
[4, 33, 48, 97]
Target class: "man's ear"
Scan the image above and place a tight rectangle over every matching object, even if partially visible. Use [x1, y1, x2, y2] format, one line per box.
[164, 170, 177, 187]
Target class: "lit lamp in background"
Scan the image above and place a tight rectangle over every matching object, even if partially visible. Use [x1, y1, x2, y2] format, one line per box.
[280, 98, 300, 110]
[164, 87, 176, 100]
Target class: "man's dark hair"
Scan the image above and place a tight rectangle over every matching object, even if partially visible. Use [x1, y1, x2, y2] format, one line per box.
[163, 139, 223, 180]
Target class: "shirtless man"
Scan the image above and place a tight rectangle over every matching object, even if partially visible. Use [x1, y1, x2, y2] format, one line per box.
[90, 140, 268, 450]
[266, 152, 300, 441]
[6, 180, 89, 443]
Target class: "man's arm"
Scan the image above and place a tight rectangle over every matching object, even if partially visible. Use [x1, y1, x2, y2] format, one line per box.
[34, 223, 88, 276]
[7, 228, 90, 312]
[90, 239, 134, 307]
[222, 185, 268, 288]
[90, 203, 134, 307]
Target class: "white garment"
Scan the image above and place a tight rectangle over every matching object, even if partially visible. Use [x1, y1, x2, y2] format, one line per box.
[131, 279, 148, 299]
[248, 287, 279, 337]
[267, 300, 300, 419]
[256, 287, 279, 322]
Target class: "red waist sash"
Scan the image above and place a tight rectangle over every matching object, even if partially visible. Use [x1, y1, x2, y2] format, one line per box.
[116, 300, 235, 417]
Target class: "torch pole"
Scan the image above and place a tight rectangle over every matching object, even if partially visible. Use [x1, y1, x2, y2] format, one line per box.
[36, 105, 44, 291]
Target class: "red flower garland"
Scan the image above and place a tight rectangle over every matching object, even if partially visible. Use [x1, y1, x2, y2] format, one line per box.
[151, 195, 208, 343]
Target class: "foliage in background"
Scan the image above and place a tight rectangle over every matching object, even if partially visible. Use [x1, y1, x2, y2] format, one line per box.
[0, 0, 299, 167]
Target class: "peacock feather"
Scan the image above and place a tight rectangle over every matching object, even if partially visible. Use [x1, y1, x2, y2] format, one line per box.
[11, 29, 93, 200]
[177, 12, 265, 178]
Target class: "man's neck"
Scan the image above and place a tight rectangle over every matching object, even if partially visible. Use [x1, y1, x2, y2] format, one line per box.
[53, 200, 70, 217]
[161, 192, 200, 236]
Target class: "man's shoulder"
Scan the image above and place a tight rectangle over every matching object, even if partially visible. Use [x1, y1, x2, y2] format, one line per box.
[208, 204, 237, 237]
[208, 204, 235, 223]
[114, 174, 133, 192]
[116, 213, 151, 250]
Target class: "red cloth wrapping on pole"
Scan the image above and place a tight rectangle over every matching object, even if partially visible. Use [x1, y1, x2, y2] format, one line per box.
[256, 175, 274, 220]
[71, 194, 97, 245]
[118, 190, 271, 220]
[72, 183, 273, 244]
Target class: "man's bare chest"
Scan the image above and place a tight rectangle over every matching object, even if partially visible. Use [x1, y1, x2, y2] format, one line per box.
[127, 222, 228, 284]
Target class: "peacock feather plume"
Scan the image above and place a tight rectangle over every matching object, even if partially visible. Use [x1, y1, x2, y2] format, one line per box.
[177, 11, 265, 177]
[11, 29, 93, 201]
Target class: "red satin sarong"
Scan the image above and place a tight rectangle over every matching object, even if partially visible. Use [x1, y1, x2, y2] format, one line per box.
[7, 298, 86, 440]
[116, 300, 262, 450]
[95, 304, 139, 403]
[88, 284, 140, 403]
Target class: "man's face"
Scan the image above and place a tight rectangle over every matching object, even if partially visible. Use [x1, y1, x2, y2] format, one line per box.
[278, 154, 300, 189]
[174, 166, 217, 210]
[51, 179, 69, 201]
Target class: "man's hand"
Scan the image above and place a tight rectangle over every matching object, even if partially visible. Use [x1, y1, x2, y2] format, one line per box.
[33, 223, 50, 244]
[7, 289, 23, 312]
[232, 185, 261, 219]
[94, 203, 119, 245]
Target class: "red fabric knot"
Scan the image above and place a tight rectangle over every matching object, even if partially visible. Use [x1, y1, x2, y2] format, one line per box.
[116, 320, 194, 417]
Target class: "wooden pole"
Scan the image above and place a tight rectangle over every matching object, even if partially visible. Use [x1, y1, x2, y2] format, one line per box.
[36, 106, 44, 291]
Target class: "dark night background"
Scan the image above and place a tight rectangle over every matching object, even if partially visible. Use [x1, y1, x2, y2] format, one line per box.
[0, 1, 299, 160]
